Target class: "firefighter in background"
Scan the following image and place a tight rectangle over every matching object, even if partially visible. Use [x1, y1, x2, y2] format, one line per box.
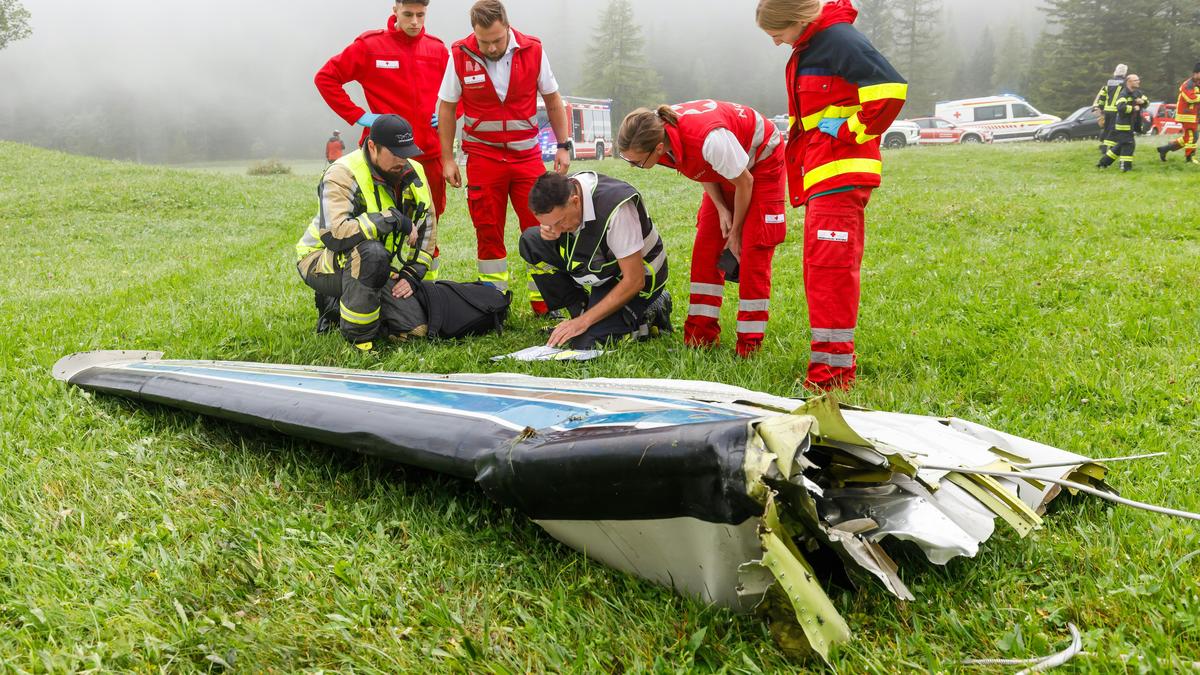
[755, 0, 906, 390]
[521, 171, 672, 349]
[616, 100, 785, 358]
[1158, 63, 1200, 164]
[1093, 63, 1128, 163]
[436, 0, 572, 315]
[315, 0, 448, 279]
[295, 116, 437, 350]
[1099, 74, 1149, 172]
[325, 130, 346, 164]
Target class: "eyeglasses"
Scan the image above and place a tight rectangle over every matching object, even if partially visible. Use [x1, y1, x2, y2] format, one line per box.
[619, 149, 654, 169]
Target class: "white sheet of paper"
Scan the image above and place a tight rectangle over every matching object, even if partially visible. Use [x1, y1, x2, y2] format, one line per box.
[491, 346, 606, 362]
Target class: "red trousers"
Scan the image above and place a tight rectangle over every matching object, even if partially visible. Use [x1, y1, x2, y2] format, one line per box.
[684, 160, 787, 357]
[415, 156, 447, 279]
[803, 187, 872, 389]
[465, 154, 547, 311]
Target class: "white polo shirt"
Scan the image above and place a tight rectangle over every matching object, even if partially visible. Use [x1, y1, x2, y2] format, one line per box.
[701, 130, 750, 181]
[574, 173, 644, 262]
[438, 30, 559, 104]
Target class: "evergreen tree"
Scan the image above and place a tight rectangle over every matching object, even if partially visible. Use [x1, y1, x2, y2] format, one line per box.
[578, 0, 664, 125]
[963, 26, 996, 97]
[854, 0, 894, 54]
[891, 0, 944, 115]
[993, 24, 1031, 97]
[0, 0, 31, 50]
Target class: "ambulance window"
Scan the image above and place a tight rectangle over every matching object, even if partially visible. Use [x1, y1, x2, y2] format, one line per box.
[1011, 103, 1038, 118]
[934, 119, 953, 129]
[573, 109, 584, 143]
[974, 105, 1007, 121]
[1165, 107, 1175, 119]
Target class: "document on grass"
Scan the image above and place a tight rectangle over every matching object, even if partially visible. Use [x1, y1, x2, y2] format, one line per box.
[492, 345, 606, 362]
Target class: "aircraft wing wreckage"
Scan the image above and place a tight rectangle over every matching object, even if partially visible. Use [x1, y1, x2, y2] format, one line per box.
[55, 350, 1127, 661]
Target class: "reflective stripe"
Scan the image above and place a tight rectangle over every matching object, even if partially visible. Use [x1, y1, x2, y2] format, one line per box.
[507, 119, 536, 131]
[811, 351, 854, 368]
[756, 129, 781, 164]
[463, 133, 540, 152]
[1106, 149, 1118, 160]
[358, 214, 377, 241]
[736, 320, 767, 334]
[739, 299, 770, 312]
[473, 121, 506, 132]
[646, 247, 667, 275]
[802, 158, 882, 191]
[477, 259, 508, 274]
[463, 115, 479, 126]
[339, 303, 379, 325]
[691, 282, 724, 297]
[688, 303, 721, 319]
[858, 82, 908, 103]
[801, 105, 861, 131]
[845, 112, 878, 144]
[1115, 124, 1131, 131]
[642, 230, 662, 255]
[416, 251, 435, 267]
[527, 280, 539, 292]
[1177, 114, 1197, 123]
[812, 327, 855, 342]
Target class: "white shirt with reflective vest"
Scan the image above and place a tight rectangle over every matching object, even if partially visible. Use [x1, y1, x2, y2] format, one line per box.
[573, 172, 644, 264]
[701, 129, 750, 181]
[438, 30, 559, 104]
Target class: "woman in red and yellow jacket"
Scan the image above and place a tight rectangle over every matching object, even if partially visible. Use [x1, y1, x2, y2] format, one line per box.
[757, 0, 906, 390]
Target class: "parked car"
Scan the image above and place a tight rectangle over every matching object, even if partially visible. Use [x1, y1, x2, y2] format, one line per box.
[934, 95, 1060, 141]
[882, 120, 921, 148]
[1033, 106, 1103, 142]
[1147, 102, 1182, 136]
[769, 114, 920, 148]
[907, 117, 993, 144]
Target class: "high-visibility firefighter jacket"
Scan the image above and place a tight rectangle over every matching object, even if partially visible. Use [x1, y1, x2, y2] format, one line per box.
[1177, 77, 1200, 125]
[1096, 78, 1124, 115]
[1111, 87, 1148, 135]
[548, 172, 668, 298]
[295, 149, 437, 276]
[452, 29, 543, 163]
[315, 16, 448, 161]
[784, 0, 906, 205]
[657, 100, 784, 184]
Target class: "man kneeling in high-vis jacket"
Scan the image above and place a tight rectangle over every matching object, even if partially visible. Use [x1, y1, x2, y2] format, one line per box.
[295, 115, 438, 350]
[521, 171, 673, 349]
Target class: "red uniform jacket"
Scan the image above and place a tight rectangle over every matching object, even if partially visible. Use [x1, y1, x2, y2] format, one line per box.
[1177, 78, 1199, 125]
[325, 137, 345, 162]
[315, 16, 448, 162]
[452, 29, 543, 164]
[657, 100, 783, 186]
[785, 0, 907, 205]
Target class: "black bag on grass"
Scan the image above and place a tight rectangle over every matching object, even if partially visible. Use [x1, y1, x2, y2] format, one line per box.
[414, 280, 511, 339]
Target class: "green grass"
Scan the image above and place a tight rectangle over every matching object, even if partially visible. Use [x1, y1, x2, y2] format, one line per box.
[2, 138, 1198, 672]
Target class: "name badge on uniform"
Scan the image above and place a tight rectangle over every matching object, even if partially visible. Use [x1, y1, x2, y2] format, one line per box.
[765, 214, 786, 224]
[376, 60, 400, 69]
[464, 74, 486, 85]
[817, 230, 849, 242]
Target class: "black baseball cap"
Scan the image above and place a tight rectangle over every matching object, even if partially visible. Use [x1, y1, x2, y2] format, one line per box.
[370, 114, 423, 158]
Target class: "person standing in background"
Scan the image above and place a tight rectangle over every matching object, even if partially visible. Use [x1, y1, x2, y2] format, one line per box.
[325, 130, 346, 164]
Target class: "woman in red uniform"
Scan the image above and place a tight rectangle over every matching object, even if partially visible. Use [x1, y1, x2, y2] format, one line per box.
[616, 100, 785, 358]
[756, 0, 906, 390]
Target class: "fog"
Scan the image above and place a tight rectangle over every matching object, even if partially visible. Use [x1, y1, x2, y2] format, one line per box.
[0, 0, 1044, 163]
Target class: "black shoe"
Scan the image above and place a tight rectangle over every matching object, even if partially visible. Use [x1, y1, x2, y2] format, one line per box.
[1158, 146, 1170, 162]
[314, 292, 339, 334]
[645, 290, 674, 334]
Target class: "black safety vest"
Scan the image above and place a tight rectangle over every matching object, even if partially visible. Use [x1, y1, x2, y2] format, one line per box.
[560, 173, 669, 298]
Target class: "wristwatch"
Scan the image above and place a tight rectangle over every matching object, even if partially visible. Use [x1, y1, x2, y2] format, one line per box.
[556, 140, 573, 151]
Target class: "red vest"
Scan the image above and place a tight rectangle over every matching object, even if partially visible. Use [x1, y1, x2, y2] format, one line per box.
[452, 29, 543, 163]
[657, 100, 782, 185]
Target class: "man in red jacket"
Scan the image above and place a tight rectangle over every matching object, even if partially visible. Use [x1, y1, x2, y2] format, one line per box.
[315, 1, 449, 221]
[436, 0, 571, 314]
[757, 0, 906, 390]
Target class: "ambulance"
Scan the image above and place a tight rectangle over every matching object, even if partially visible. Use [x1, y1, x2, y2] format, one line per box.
[536, 96, 614, 161]
[933, 95, 1060, 142]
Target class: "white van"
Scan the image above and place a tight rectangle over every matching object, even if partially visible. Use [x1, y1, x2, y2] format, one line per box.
[933, 95, 1060, 142]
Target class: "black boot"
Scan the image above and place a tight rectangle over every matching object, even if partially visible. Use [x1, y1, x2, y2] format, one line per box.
[1158, 145, 1171, 162]
[314, 292, 339, 334]
[1120, 161, 1133, 172]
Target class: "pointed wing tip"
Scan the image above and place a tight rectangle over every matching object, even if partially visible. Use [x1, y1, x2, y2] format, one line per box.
[52, 350, 164, 383]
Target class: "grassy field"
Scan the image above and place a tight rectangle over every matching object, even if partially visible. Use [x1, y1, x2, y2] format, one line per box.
[2, 138, 1198, 672]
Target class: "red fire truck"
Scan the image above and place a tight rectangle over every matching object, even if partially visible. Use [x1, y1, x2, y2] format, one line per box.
[537, 96, 614, 161]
